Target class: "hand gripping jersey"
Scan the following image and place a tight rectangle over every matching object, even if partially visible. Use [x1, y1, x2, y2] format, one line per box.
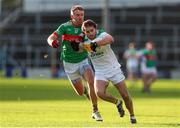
[55, 21, 88, 63]
[84, 30, 121, 73]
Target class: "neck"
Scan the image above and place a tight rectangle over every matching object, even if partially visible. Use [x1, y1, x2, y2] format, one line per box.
[71, 20, 81, 27]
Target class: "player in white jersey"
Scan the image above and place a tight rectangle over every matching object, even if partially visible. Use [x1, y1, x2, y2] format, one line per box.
[80, 19, 137, 124]
[123, 42, 139, 85]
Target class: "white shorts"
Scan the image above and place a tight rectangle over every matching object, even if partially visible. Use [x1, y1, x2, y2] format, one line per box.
[63, 59, 91, 80]
[127, 60, 138, 73]
[141, 64, 157, 75]
[127, 65, 138, 73]
[95, 67, 125, 85]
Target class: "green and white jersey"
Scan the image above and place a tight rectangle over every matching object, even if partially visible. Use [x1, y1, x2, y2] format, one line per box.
[55, 21, 88, 63]
[84, 30, 120, 73]
[140, 49, 157, 68]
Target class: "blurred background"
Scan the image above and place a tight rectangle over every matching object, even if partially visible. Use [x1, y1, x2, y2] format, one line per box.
[0, 0, 180, 79]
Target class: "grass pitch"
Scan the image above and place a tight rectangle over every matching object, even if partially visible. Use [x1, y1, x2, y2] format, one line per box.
[0, 79, 180, 127]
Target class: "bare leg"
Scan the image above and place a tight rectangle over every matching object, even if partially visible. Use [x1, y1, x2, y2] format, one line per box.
[95, 80, 125, 117]
[95, 80, 117, 104]
[147, 74, 156, 87]
[115, 80, 135, 116]
[83, 67, 98, 112]
[70, 78, 84, 96]
[83, 67, 103, 121]
[142, 73, 149, 92]
[142, 73, 157, 93]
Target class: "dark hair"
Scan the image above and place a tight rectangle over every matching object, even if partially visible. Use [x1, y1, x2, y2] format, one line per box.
[70, 5, 84, 15]
[81, 19, 97, 32]
[129, 42, 136, 48]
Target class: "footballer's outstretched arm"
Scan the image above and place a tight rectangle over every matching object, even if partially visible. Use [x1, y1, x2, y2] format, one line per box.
[88, 32, 113, 52]
[47, 32, 60, 48]
[93, 33, 114, 46]
[82, 33, 114, 52]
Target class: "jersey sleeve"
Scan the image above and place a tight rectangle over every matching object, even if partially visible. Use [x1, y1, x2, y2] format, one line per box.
[55, 24, 65, 36]
[93, 32, 108, 42]
[138, 49, 145, 56]
[99, 32, 108, 38]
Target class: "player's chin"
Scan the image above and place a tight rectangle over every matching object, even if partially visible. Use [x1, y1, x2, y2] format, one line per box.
[88, 35, 94, 40]
[78, 19, 83, 24]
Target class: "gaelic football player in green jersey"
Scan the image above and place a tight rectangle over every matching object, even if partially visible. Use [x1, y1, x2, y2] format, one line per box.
[140, 41, 157, 93]
[80, 19, 137, 124]
[47, 5, 102, 121]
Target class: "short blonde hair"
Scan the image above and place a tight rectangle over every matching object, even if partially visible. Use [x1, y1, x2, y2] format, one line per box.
[70, 5, 84, 15]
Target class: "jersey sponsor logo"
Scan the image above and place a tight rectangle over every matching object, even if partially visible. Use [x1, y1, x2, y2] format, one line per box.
[90, 51, 104, 59]
[74, 28, 79, 34]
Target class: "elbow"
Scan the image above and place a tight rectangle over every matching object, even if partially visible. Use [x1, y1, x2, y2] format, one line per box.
[47, 37, 50, 44]
[109, 36, 114, 44]
[47, 37, 52, 46]
[47, 34, 56, 46]
[104, 34, 113, 44]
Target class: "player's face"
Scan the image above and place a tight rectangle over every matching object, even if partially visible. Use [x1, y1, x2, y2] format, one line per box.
[84, 26, 96, 40]
[129, 44, 134, 49]
[71, 10, 84, 26]
[146, 43, 153, 50]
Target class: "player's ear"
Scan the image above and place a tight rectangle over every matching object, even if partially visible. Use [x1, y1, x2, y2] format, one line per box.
[70, 15, 73, 20]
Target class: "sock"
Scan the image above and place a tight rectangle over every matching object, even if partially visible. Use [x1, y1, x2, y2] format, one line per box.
[93, 105, 98, 112]
[115, 99, 121, 106]
[130, 115, 136, 119]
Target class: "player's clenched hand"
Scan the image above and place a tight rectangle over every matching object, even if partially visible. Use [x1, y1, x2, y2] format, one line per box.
[51, 40, 60, 48]
[82, 41, 97, 52]
[90, 41, 98, 52]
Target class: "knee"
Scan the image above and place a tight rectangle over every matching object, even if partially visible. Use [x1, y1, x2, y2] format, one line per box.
[96, 91, 105, 99]
[76, 90, 84, 96]
[88, 81, 94, 89]
[74, 86, 84, 96]
[122, 94, 132, 102]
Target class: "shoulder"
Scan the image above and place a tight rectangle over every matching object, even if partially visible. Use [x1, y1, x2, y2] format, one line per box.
[58, 21, 71, 28]
[139, 49, 147, 55]
[97, 29, 105, 35]
[98, 28, 105, 33]
[125, 49, 130, 53]
[153, 49, 157, 53]
[57, 21, 73, 29]
[142, 49, 147, 52]
[97, 29, 108, 38]
[56, 21, 73, 34]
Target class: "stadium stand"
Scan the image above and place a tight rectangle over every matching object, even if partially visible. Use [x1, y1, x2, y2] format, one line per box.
[0, 0, 180, 78]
